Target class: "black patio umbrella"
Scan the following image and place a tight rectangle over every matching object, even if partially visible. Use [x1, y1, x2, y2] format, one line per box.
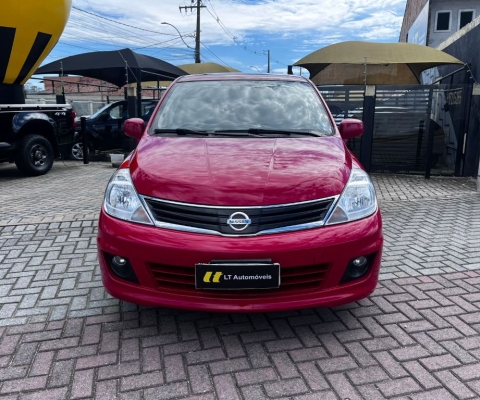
[34, 48, 187, 87]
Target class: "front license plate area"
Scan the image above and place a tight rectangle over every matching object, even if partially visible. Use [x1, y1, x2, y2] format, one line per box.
[195, 259, 280, 290]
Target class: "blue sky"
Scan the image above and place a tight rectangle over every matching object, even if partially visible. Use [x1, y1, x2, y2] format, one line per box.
[33, 0, 408, 82]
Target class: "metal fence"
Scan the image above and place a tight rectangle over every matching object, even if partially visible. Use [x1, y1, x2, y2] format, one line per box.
[318, 83, 473, 177]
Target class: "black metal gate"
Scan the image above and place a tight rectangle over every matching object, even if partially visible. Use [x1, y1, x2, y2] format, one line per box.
[318, 83, 473, 177]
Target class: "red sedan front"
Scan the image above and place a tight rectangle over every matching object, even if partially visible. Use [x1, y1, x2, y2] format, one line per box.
[97, 74, 383, 312]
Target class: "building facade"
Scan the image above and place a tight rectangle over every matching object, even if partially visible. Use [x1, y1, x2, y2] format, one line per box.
[399, 0, 480, 177]
[400, 0, 479, 48]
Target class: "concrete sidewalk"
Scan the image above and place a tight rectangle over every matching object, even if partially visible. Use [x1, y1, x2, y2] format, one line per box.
[0, 161, 479, 399]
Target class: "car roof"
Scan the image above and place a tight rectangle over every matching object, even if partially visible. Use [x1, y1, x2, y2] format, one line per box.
[175, 73, 310, 83]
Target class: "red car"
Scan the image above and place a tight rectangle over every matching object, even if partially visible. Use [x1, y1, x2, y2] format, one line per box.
[97, 73, 383, 312]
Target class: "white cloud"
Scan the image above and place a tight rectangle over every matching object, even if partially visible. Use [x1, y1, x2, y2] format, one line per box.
[40, 0, 407, 73]
[66, 0, 404, 45]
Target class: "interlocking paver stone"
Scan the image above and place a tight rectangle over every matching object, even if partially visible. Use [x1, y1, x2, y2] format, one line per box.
[377, 376, 422, 397]
[1, 162, 480, 398]
[326, 372, 362, 399]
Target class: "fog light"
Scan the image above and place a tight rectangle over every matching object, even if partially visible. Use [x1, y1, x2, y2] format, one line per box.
[106, 253, 138, 283]
[113, 256, 127, 266]
[350, 256, 369, 278]
[341, 254, 374, 284]
[352, 256, 367, 268]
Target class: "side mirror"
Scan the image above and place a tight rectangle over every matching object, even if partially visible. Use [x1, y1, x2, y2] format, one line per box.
[124, 118, 145, 142]
[338, 119, 364, 140]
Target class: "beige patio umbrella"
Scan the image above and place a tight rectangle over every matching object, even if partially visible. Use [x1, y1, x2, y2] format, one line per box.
[177, 62, 240, 74]
[294, 41, 464, 85]
[133, 62, 240, 88]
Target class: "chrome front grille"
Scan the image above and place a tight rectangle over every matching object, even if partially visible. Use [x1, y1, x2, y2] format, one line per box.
[142, 196, 337, 236]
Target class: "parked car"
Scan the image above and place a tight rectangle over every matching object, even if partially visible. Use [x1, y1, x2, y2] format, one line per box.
[70, 99, 158, 160]
[0, 104, 76, 175]
[97, 74, 383, 312]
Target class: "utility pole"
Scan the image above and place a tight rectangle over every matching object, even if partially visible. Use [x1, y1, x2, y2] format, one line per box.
[179, 1, 206, 63]
[263, 50, 270, 73]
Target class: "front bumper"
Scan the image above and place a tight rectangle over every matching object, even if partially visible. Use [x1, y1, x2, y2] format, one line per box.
[97, 209, 383, 312]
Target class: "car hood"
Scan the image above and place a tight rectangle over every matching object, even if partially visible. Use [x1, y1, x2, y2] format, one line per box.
[129, 136, 352, 206]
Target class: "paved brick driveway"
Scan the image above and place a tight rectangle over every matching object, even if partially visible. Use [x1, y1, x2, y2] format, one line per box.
[1, 161, 480, 399]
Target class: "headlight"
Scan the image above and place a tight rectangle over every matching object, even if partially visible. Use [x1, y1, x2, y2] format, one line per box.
[103, 169, 153, 225]
[326, 169, 377, 225]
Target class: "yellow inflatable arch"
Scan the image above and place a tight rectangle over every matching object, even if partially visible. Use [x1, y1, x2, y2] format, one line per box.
[0, 0, 71, 87]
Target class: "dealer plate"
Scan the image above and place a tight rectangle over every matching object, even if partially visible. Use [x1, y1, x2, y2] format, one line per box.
[195, 260, 280, 290]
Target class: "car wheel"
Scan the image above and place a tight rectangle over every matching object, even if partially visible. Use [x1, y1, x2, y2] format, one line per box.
[15, 134, 54, 176]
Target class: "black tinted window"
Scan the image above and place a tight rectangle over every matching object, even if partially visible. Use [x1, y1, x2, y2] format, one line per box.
[108, 104, 123, 119]
[436, 11, 450, 30]
[150, 80, 334, 135]
[141, 101, 157, 118]
[460, 11, 473, 29]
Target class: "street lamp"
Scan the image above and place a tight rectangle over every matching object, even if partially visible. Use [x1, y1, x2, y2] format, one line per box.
[249, 65, 261, 72]
[161, 22, 194, 50]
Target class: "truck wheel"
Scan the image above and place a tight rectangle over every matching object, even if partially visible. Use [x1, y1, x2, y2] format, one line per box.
[70, 141, 94, 160]
[71, 141, 87, 160]
[15, 135, 54, 176]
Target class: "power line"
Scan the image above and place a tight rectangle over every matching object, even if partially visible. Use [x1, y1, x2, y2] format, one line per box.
[82, 0, 141, 85]
[72, 7, 180, 37]
[64, 13, 158, 50]
[205, 0, 237, 41]
[60, 5, 242, 70]
[132, 36, 193, 51]
[67, 10, 193, 57]
[199, 41, 231, 68]
[203, 0, 288, 67]
[63, 7, 196, 64]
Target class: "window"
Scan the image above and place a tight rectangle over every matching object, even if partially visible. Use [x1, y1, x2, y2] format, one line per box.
[435, 10, 451, 31]
[109, 104, 123, 119]
[141, 101, 157, 118]
[459, 10, 475, 29]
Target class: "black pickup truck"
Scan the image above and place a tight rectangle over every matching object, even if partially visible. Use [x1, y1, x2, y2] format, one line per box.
[0, 104, 76, 176]
[70, 99, 158, 160]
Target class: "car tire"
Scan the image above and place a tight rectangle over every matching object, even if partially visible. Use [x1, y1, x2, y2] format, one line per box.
[15, 134, 54, 176]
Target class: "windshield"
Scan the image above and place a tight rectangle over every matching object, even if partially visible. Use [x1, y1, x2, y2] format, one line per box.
[149, 80, 335, 135]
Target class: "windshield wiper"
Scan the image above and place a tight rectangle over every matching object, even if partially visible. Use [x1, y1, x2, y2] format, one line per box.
[212, 130, 263, 137]
[153, 128, 330, 137]
[213, 129, 321, 137]
[247, 128, 325, 137]
[153, 128, 209, 136]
